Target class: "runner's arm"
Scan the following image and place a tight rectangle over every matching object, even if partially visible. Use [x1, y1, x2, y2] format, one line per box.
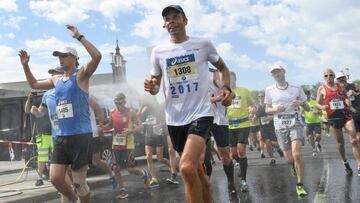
[316, 86, 327, 110]
[31, 105, 47, 118]
[144, 75, 162, 95]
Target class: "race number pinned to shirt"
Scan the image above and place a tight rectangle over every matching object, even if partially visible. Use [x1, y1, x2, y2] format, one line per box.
[260, 117, 270, 125]
[274, 113, 296, 129]
[56, 101, 74, 119]
[113, 133, 127, 147]
[230, 96, 242, 108]
[166, 54, 198, 84]
[329, 99, 345, 110]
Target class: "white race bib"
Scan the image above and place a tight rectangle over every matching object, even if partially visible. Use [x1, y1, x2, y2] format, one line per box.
[167, 55, 199, 84]
[231, 96, 242, 108]
[274, 113, 296, 129]
[56, 103, 73, 119]
[260, 117, 270, 125]
[329, 99, 345, 110]
[113, 133, 127, 146]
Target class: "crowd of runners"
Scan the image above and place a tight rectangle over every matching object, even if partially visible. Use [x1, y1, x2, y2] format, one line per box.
[17, 4, 360, 203]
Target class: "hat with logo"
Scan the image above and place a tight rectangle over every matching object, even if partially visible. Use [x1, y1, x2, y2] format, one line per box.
[53, 47, 78, 58]
[162, 5, 186, 18]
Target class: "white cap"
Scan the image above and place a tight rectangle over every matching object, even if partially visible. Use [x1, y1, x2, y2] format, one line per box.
[335, 72, 346, 80]
[269, 64, 286, 73]
[53, 47, 78, 58]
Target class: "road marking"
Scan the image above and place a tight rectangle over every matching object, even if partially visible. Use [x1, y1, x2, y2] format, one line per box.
[314, 150, 330, 203]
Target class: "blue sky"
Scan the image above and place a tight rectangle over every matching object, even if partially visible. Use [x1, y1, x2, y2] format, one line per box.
[1, 0, 360, 95]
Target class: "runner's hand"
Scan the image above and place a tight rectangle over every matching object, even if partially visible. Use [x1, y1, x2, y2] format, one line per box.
[66, 24, 81, 39]
[144, 77, 159, 95]
[220, 89, 232, 107]
[289, 100, 302, 107]
[321, 105, 328, 111]
[276, 105, 285, 113]
[18, 50, 30, 66]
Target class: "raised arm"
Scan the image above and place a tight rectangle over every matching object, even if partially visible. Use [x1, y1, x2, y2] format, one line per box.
[19, 50, 54, 90]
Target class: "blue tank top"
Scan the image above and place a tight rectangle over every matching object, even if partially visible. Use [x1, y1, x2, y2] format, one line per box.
[55, 74, 91, 136]
[42, 89, 59, 137]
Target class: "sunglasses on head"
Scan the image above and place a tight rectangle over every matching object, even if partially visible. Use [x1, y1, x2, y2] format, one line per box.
[324, 74, 334, 78]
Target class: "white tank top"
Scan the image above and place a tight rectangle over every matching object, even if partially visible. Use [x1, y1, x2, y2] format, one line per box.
[209, 71, 229, 126]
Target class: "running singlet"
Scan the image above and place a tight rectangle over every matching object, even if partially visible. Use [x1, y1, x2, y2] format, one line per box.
[323, 84, 348, 120]
[208, 70, 228, 126]
[227, 87, 254, 129]
[55, 74, 91, 136]
[111, 107, 134, 150]
[302, 99, 321, 124]
[345, 83, 360, 117]
[41, 89, 59, 137]
[150, 37, 218, 126]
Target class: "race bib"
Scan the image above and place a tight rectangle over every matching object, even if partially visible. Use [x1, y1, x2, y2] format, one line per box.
[166, 54, 198, 84]
[56, 102, 73, 119]
[113, 133, 127, 146]
[329, 99, 345, 110]
[274, 113, 296, 129]
[153, 124, 163, 135]
[231, 96, 242, 108]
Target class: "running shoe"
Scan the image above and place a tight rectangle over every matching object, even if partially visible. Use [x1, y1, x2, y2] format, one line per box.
[269, 158, 276, 166]
[249, 145, 254, 151]
[142, 169, 151, 188]
[277, 147, 284, 157]
[116, 188, 129, 200]
[296, 184, 308, 197]
[35, 179, 44, 186]
[290, 165, 297, 177]
[312, 150, 317, 157]
[344, 162, 353, 175]
[166, 173, 179, 184]
[149, 177, 159, 188]
[260, 153, 266, 158]
[240, 180, 248, 192]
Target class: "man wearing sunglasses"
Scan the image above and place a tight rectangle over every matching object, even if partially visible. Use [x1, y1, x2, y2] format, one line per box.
[19, 24, 101, 203]
[265, 64, 308, 197]
[336, 72, 360, 142]
[316, 69, 360, 176]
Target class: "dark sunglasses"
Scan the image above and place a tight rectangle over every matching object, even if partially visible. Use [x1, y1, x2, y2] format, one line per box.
[324, 74, 334, 78]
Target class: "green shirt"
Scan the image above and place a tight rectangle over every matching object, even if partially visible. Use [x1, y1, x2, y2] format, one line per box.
[302, 99, 321, 124]
[227, 87, 254, 129]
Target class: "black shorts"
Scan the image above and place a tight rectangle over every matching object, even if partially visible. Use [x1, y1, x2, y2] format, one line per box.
[168, 116, 213, 153]
[210, 124, 229, 148]
[260, 123, 277, 141]
[113, 150, 135, 168]
[353, 116, 360, 133]
[328, 118, 347, 129]
[92, 137, 101, 154]
[52, 133, 92, 170]
[250, 126, 260, 133]
[145, 135, 164, 147]
[229, 127, 250, 147]
[306, 123, 321, 134]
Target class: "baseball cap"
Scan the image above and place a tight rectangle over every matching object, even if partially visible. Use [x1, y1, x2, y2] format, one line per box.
[114, 93, 126, 101]
[48, 67, 64, 74]
[162, 5, 186, 17]
[270, 64, 286, 73]
[53, 47, 78, 58]
[335, 71, 346, 80]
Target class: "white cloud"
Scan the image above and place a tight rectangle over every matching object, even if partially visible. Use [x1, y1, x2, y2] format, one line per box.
[0, 0, 18, 12]
[2, 15, 26, 29]
[5, 32, 15, 39]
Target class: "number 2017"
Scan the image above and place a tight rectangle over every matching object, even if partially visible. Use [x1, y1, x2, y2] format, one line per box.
[171, 82, 198, 95]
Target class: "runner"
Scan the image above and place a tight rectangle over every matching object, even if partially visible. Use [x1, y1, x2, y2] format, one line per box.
[316, 68, 360, 176]
[207, 68, 236, 197]
[336, 71, 360, 141]
[138, 95, 171, 188]
[249, 105, 265, 157]
[265, 64, 308, 197]
[300, 90, 322, 157]
[19, 24, 101, 203]
[144, 5, 232, 203]
[255, 92, 284, 166]
[227, 71, 254, 192]
[25, 92, 52, 187]
[103, 93, 149, 200]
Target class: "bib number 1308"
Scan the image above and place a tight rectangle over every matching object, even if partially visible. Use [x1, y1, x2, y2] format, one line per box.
[171, 82, 198, 95]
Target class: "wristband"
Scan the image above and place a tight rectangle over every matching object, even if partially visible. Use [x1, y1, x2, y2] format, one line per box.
[221, 85, 232, 93]
[77, 35, 84, 41]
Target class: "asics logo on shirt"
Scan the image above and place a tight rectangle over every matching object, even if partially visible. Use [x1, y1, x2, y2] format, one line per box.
[167, 54, 195, 66]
